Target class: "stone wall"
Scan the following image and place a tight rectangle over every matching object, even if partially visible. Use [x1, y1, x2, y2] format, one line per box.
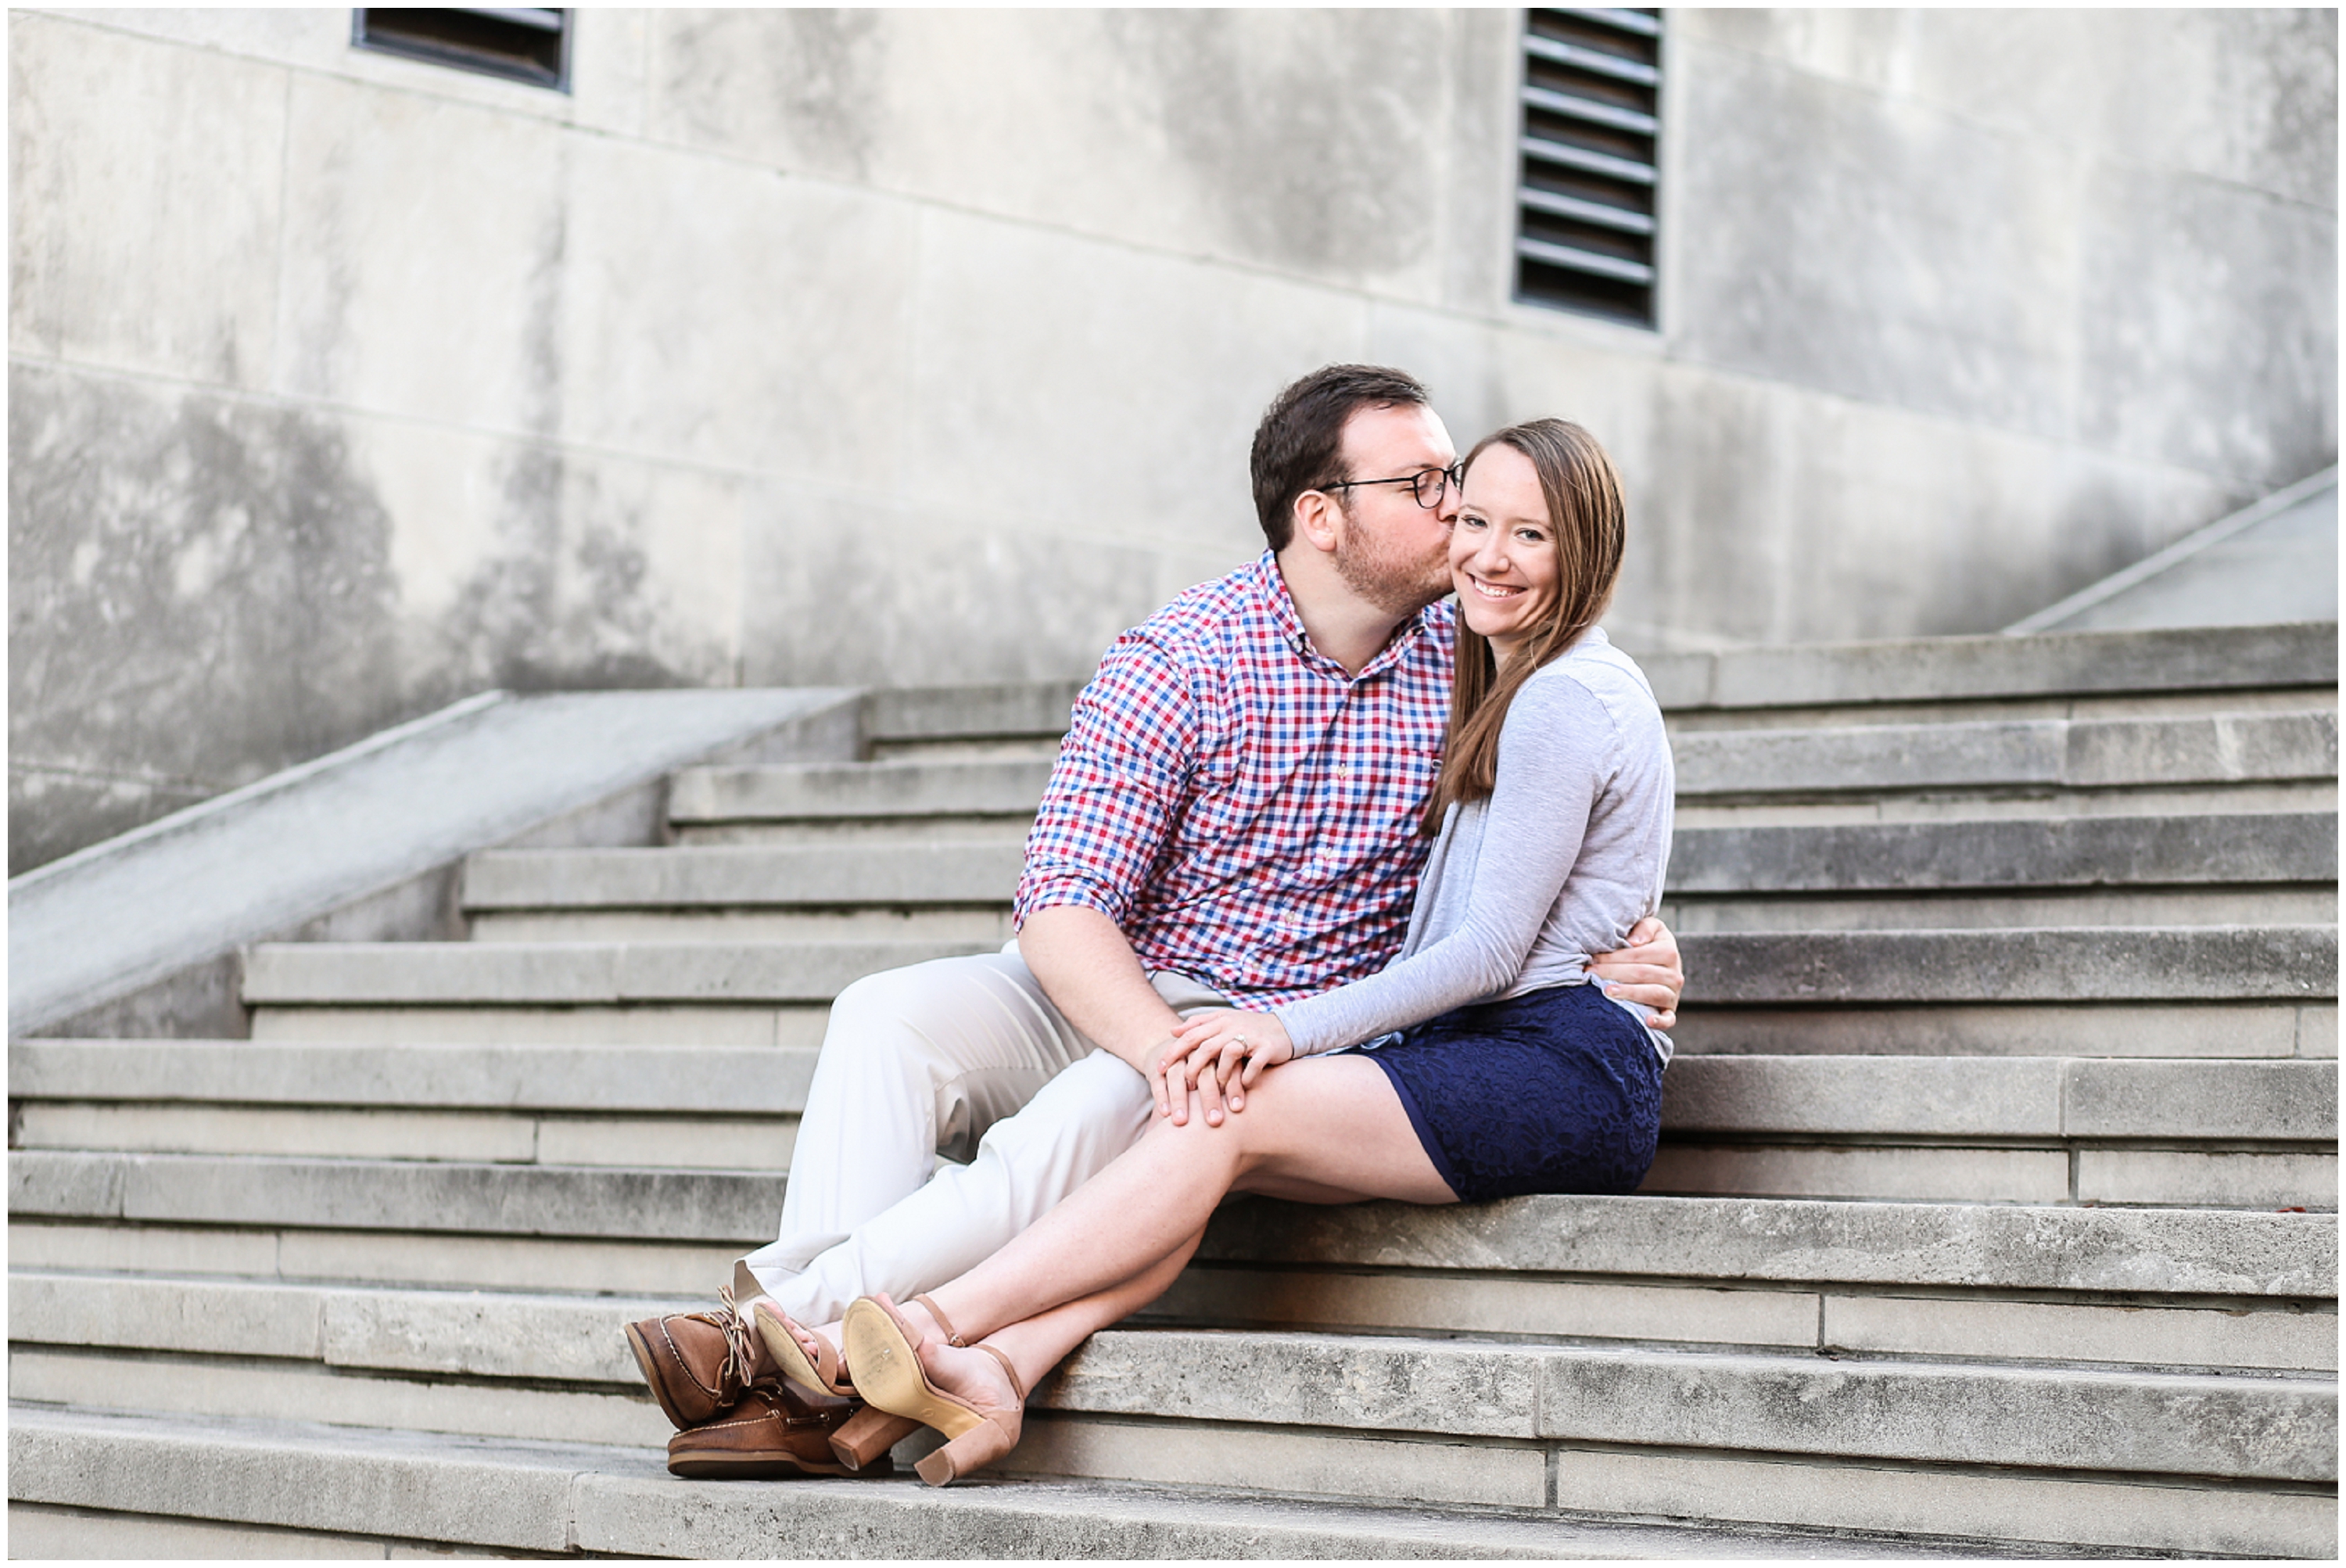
[9, 7, 2335, 870]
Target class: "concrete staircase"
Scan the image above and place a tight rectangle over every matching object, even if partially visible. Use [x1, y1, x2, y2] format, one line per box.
[10, 623, 2337, 1558]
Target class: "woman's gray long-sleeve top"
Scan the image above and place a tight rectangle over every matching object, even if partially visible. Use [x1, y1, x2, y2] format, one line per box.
[1273, 627, 1675, 1062]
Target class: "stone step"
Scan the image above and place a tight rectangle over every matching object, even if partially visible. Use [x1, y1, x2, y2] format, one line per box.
[8, 1112, 2324, 1211]
[237, 992, 2337, 1059]
[246, 1000, 838, 1048]
[463, 841, 1028, 910]
[8, 1215, 741, 1298]
[15, 1152, 2329, 1302]
[240, 937, 995, 1006]
[1666, 888, 2341, 933]
[1673, 812, 2336, 895]
[660, 782, 2333, 849]
[863, 680, 1088, 748]
[854, 625, 2338, 747]
[9, 1039, 817, 1112]
[1672, 710, 2337, 796]
[7, 1100, 800, 1173]
[1686, 924, 2334, 1004]
[467, 893, 2337, 947]
[454, 816, 2334, 944]
[9, 1283, 2333, 1527]
[13, 1047, 2331, 1205]
[7, 1272, 687, 1450]
[7, 1150, 781, 1244]
[669, 757, 1053, 823]
[12, 1206, 2332, 1379]
[463, 907, 1023, 943]
[1644, 621, 2336, 719]
[8, 1405, 2032, 1562]
[18, 1042, 2327, 1143]
[13, 1042, 2330, 1199]
[3, 1260, 2327, 1419]
[660, 712, 2339, 833]
[239, 926, 2336, 1015]
[1673, 780, 2336, 829]
[1669, 999, 2338, 1060]
[1036, 1329, 2337, 1484]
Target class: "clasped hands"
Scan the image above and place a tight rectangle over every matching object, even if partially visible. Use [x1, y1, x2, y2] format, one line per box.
[1146, 914, 1685, 1128]
[1148, 1008, 1293, 1127]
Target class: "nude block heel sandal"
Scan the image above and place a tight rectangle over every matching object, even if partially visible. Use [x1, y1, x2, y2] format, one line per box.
[828, 1404, 922, 1471]
[749, 1296, 924, 1469]
[748, 1298, 855, 1398]
[841, 1294, 1024, 1487]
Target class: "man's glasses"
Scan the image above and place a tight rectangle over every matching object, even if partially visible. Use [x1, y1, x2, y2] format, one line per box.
[1321, 461, 1465, 510]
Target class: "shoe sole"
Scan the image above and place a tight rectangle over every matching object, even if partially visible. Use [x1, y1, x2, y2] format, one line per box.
[840, 1299, 988, 1445]
[666, 1449, 890, 1480]
[749, 1299, 856, 1400]
[625, 1320, 696, 1431]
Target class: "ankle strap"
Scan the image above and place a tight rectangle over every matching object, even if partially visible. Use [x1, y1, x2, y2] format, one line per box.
[977, 1342, 1026, 1402]
[913, 1293, 967, 1348]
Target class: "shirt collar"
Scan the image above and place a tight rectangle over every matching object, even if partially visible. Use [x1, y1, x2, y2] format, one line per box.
[1252, 550, 1436, 679]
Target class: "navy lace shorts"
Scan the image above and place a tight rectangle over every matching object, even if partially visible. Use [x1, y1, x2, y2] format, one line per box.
[1361, 981, 1664, 1203]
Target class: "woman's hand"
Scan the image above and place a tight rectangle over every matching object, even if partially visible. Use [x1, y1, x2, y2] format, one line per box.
[1151, 1009, 1295, 1125]
[1587, 914, 1683, 1029]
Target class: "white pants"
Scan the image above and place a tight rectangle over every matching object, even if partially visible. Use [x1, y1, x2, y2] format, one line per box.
[734, 946, 1223, 1322]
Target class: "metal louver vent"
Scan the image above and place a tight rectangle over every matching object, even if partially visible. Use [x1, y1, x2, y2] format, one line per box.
[353, 9, 572, 91]
[1515, 8, 1660, 325]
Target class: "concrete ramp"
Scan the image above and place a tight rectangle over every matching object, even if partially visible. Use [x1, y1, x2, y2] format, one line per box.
[8, 687, 857, 1039]
[2009, 466, 2338, 633]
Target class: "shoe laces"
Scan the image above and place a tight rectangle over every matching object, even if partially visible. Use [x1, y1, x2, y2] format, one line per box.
[712, 1285, 769, 1392]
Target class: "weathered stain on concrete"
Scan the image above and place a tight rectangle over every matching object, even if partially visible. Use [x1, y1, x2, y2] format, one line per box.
[652, 9, 884, 183]
[1100, 9, 1445, 279]
[8, 367, 402, 872]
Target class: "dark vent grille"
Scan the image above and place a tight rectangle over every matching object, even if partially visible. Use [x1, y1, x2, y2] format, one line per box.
[1515, 8, 1660, 325]
[353, 9, 571, 91]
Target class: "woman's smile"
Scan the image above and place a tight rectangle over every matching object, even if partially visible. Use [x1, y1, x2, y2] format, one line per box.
[1464, 574, 1528, 601]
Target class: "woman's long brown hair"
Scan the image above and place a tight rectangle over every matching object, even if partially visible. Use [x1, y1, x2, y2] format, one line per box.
[1420, 418, 1627, 835]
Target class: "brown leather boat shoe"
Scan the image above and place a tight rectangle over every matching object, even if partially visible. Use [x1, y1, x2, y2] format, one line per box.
[625, 1290, 772, 1430]
[665, 1380, 893, 1480]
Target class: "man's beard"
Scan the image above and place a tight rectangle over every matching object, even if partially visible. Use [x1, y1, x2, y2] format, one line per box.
[1331, 509, 1451, 617]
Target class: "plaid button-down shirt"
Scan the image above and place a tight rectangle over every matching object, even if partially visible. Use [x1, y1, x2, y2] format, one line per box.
[1013, 552, 1456, 1006]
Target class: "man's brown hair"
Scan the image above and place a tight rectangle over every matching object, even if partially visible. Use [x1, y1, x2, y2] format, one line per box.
[1248, 364, 1432, 550]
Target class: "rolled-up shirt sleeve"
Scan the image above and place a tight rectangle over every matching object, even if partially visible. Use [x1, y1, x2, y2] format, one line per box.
[1013, 637, 1198, 929]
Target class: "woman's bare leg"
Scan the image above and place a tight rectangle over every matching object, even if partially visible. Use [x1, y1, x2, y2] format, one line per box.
[913, 1054, 1449, 1347]
[897, 1228, 1209, 1419]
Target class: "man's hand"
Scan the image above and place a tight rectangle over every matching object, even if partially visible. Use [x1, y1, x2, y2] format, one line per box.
[1153, 1008, 1294, 1125]
[1588, 915, 1684, 1028]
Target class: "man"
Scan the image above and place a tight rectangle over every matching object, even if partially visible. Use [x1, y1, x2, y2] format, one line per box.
[630, 365, 1684, 1477]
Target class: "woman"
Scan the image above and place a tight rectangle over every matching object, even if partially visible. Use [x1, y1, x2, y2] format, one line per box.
[759, 418, 1673, 1484]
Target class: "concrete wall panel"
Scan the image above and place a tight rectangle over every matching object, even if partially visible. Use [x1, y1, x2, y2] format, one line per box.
[52, 8, 655, 140]
[740, 488, 1170, 691]
[646, 9, 1459, 301]
[2077, 167, 2337, 481]
[274, 74, 569, 435]
[9, 14, 287, 387]
[556, 138, 919, 487]
[355, 418, 748, 698]
[1679, 9, 2338, 210]
[899, 206, 1366, 557]
[1668, 38, 2083, 441]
